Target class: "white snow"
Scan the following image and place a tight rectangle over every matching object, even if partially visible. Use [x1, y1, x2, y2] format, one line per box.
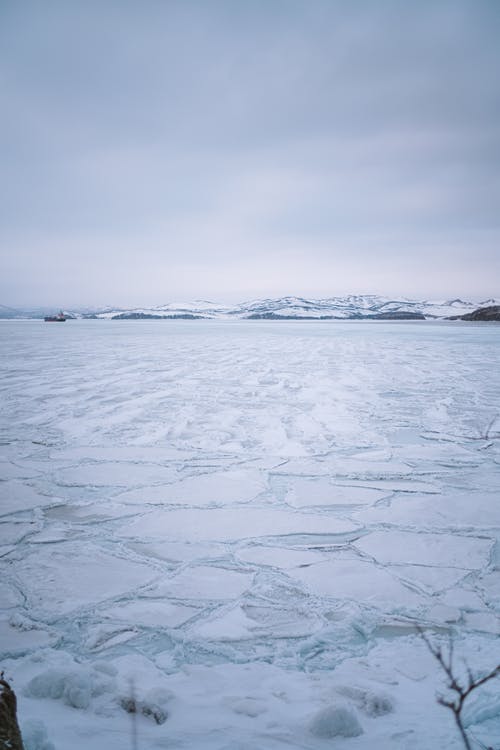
[309, 704, 364, 737]
[1, 319, 499, 750]
[22, 719, 55, 750]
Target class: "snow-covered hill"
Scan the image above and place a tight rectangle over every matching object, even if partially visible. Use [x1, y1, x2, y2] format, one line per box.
[2, 296, 499, 320]
[81, 296, 500, 320]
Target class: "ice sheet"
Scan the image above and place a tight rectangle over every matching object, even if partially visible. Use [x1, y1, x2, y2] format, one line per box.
[283, 476, 389, 507]
[117, 468, 266, 506]
[54, 461, 178, 487]
[0, 480, 63, 516]
[14, 542, 157, 616]
[152, 565, 255, 600]
[1, 319, 499, 750]
[0, 619, 56, 655]
[288, 558, 425, 612]
[101, 599, 199, 628]
[119, 506, 360, 542]
[354, 530, 492, 569]
[356, 490, 500, 528]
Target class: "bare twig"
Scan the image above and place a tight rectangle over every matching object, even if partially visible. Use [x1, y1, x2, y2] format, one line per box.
[130, 678, 138, 750]
[418, 628, 500, 750]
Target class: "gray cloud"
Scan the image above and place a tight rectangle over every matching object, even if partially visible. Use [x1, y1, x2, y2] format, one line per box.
[1, 0, 499, 305]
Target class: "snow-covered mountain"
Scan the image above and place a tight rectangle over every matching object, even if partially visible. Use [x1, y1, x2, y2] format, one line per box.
[226, 295, 489, 319]
[74, 296, 500, 320]
[2, 296, 499, 320]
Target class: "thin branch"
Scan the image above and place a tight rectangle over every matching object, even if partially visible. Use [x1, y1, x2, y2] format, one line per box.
[417, 628, 500, 750]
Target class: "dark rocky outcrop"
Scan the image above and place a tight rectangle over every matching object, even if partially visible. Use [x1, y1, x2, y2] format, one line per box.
[246, 313, 341, 320]
[112, 312, 205, 320]
[369, 311, 425, 320]
[459, 305, 500, 321]
[0, 677, 25, 750]
[246, 311, 426, 320]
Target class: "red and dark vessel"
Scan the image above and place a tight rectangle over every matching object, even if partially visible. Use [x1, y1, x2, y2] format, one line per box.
[44, 311, 67, 322]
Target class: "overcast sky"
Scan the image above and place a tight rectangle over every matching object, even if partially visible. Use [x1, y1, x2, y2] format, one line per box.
[1, 0, 499, 307]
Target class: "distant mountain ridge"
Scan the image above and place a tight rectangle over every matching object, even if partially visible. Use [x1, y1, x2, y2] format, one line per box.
[2, 296, 499, 320]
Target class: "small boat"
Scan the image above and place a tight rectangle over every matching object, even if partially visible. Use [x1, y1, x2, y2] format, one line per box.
[44, 311, 67, 322]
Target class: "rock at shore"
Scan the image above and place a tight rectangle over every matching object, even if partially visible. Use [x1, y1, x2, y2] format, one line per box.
[460, 305, 500, 321]
[0, 677, 25, 750]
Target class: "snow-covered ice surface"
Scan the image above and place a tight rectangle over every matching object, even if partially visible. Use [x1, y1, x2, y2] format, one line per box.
[1, 319, 499, 749]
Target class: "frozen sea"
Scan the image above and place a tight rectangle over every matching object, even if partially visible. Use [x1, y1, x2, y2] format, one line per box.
[1, 319, 499, 749]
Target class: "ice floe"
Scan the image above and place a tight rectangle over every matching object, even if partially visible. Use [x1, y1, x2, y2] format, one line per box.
[120, 506, 360, 542]
[14, 542, 156, 616]
[354, 530, 492, 569]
